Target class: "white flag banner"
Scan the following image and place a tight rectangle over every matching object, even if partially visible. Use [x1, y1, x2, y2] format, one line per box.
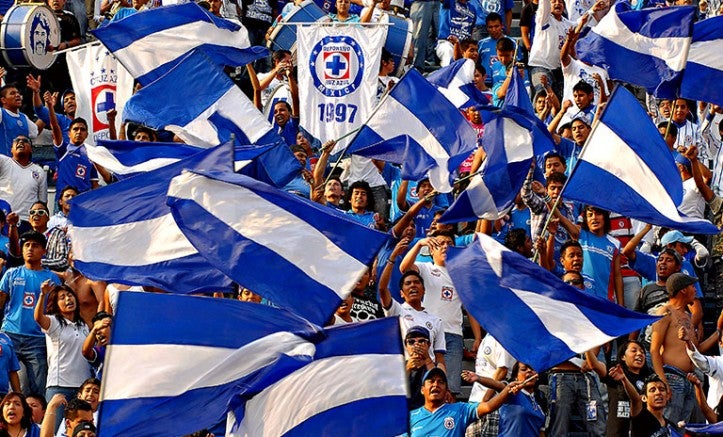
[67, 42, 134, 145]
[298, 24, 385, 154]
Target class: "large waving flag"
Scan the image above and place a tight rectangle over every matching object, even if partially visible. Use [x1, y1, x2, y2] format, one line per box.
[441, 72, 554, 222]
[345, 69, 478, 193]
[564, 85, 720, 234]
[426, 59, 491, 109]
[166, 170, 390, 326]
[576, 3, 695, 98]
[92, 3, 265, 85]
[680, 16, 723, 106]
[98, 292, 407, 437]
[68, 145, 243, 293]
[446, 233, 659, 371]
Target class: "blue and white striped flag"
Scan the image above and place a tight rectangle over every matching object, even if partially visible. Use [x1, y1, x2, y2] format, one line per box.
[68, 144, 245, 293]
[98, 292, 408, 437]
[446, 233, 659, 372]
[564, 85, 720, 235]
[441, 72, 554, 222]
[122, 50, 283, 149]
[426, 59, 491, 109]
[166, 170, 390, 326]
[576, 3, 695, 98]
[346, 69, 478, 193]
[92, 3, 265, 85]
[680, 16, 723, 106]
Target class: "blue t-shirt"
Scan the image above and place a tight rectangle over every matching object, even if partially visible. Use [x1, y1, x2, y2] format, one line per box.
[0, 267, 60, 337]
[55, 141, 98, 202]
[344, 210, 376, 228]
[490, 63, 531, 107]
[438, 0, 476, 41]
[0, 332, 20, 390]
[0, 109, 32, 157]
[409, 402, 480, 437]
[579, 229, 619, 301]
[478, 37, 522, 85]
[35, 106, 72, 145]
[498, 391, 546, 437]
[282, 175, 311, 198]
[470, 0, 514, 26]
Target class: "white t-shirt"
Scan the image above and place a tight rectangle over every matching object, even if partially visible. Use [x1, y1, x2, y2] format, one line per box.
[468, 334, 516, 402]
[344, 155, 387, 188]
[679, 176, 705, 219]
[562, 58, 609, 105]
[384, 299, 446, 361]
[43, 316, 92, 387]
[417, 262, 463, 336]
[0, 155, 47, 221]
[529, 0, 575, 70]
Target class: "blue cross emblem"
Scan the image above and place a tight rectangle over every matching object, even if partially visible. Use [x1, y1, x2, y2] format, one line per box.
[96, 91, 116, 112]
[325, 54, 347, 76]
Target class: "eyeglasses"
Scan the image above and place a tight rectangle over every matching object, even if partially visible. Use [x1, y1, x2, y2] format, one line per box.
[405, 338, 429, 346]
[564, 278, 583, 285]
[29, 209, 48, 217]
[13, 138, 30, 145]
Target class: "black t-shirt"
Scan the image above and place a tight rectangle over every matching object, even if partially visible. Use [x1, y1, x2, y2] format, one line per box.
[603, 366, 652, 437]
[631, 407, 673, 437]
[634, 283, 668, 314]
[350, 286, 384, 321]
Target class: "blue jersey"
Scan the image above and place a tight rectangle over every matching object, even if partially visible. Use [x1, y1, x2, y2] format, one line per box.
[490, 63, 530, 107]
[498, 391, 545, 437]
[438, 0, 476, 41]
[344, 210, 376, 228]
[470, 0, 514, 26]
[478, 37, 522, 85]
[0, 266, 60, 337]
[0, 109, 32, 157]
[579, 229, 619, 301]
[410, 402, 479, 437]
[35, 106, 72, 145]
[0, 333, 20, 390]
[55, 141, 98, 201]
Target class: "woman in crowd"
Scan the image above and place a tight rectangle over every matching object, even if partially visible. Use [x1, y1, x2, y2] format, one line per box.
[0, 392, 41, 437]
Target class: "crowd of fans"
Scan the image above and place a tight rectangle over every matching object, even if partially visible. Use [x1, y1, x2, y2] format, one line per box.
[0, 0, 720, 434]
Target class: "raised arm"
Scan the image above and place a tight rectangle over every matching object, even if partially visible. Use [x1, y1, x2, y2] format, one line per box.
[34, 280, 54, 332]
[621, 223, 652, 262]
[44, 92, 62, 147]
[378, 238, 411, 308]
[609, 364, 643, 416]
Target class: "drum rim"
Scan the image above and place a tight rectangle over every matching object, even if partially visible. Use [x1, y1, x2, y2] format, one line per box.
[0, 4, 60, 70]
[266, 0, 328, 51]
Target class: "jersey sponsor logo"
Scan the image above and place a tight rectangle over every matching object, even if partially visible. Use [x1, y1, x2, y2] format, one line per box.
[309, 35, 364, 98]
[444, 417, 455, 430]
[430, 268, 442, 277]
[23, 292, 35, 308]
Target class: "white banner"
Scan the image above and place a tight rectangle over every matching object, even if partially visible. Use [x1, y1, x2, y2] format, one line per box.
[298, 24, 385, 153]
[67, 42, 134, 145]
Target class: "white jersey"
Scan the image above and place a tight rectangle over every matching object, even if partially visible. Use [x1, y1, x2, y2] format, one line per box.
[418, 262, 463, 336]
[529, 0, 575, 70]
[385, 299, 446, 362]
[0, 155, 47, 221]
[468, 334, 516, 402]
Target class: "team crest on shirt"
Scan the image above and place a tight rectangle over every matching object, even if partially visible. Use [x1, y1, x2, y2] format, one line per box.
[607, 245, 614, 254]
[441, 286, 454, 301]
[23, 292, 35, 308]
[426, 321, 433, 330]
[75, 164, 87, 179]
[309, 36, 364, 97]
[444, 417, 455, 430]
[31, 170, 40, 180]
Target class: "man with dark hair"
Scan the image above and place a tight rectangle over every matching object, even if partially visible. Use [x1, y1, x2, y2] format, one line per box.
[504, 228, 533, 258]
[0, 231, 60, 396]
[0, 136, 48, 225]
[41, 395, 93, 437]
[0, 85, 40, 157]
[47, 186, 78, 230]
[405, 326, 436, 410]
[345, 180, 380, 229]
[542, 152, 567, 178]
[477, 13, 516, 86]
[611, 371, 677, 437]
[490, 37, 530, 106]
[47, 92, 98, 203]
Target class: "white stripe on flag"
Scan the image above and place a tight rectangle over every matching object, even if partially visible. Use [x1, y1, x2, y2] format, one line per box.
[507, 287, 616, 352]
[583, 122, 689, 221]
[69, 214, 197, 266]
[231, 354, 406, 437]
[594, 11, 690, 71]
[467, 176, 503, 220]
[113, 21, 249, 78]
[102, 332, 316, 400]
[367, 96, 452, 192]
[85, 145, 181, 175]
[168, 172, 367, 297]
[173, 86, 272, 147]
[688, 40, 723, 69]
[502, 118, 533, 163]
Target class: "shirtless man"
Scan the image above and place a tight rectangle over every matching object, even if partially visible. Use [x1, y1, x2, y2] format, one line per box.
[650, 273, 718, 425]
[57, 255, 105, 325]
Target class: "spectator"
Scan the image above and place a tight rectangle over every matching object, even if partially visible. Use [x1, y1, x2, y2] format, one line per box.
[25, 394, 46, 425]
[344, 181, 383, 229]
[404, 326, 436, 410]
[40, 396, 92, 437]
[470, 0, 512, 41]
[436, 0, 475, 67]
[490, 38, 530, 106]
[0, 138, 48, 225]
[70, 421, 95, 437]
[47, 187, 77, 231]
[0, 332, 20, 398]
[55, 379, 100, 437]
[0, 392, 41, 437]
[614, 373, 677, 436]
[349, 268, 384, 321]
[0, 83, 40, 157]
[0, 231, 60, 397]
[527, 0, 575, 96]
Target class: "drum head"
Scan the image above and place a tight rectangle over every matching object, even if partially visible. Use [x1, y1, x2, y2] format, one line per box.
[1, 5, 61, 70]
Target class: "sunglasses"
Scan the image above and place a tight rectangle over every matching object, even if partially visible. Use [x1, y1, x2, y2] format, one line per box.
[14, 138, 30, 144]
[564, 278, 583, 285]
[405, 338, 429, 346]
[29, 209, 48, 217]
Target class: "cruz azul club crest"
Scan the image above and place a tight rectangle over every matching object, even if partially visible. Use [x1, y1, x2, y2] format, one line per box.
[309, 35, 365, 98]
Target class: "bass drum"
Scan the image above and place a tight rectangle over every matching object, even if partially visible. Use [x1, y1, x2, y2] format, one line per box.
[382, 13, 412, 77]
[0, 4, 61, 70]
[267, 0, 330, 60]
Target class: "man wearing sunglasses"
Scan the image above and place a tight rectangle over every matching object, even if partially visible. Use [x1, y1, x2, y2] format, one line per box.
[405, 326, 436, 410]
[0, 136, 48, 228]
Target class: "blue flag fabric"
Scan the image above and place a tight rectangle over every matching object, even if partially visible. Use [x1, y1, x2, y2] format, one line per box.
[441, 72, 554, 222]
[92, 3, 265, 85]
[166, 170, 390, 326]
[446, 233, 659, 372]
[575, 3, 695, 98]
[680, 16, 723, 106]
[98, 293, 408, 437]
[68, 144, 245, 293]
[426, 59, 491, 109]
[564, 86, 720, 235]
[346, 69, 478, 193]
[686, 422, 723, 434]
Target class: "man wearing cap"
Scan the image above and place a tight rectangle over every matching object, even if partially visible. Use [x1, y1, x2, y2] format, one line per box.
[405, 326, 436, 410]
[650, 273, 720, 425]
[72, 421, 95, 437]
[410, 367, 522, 437]
[0, 231, 60, 396]
[41, 396, 93, 437]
